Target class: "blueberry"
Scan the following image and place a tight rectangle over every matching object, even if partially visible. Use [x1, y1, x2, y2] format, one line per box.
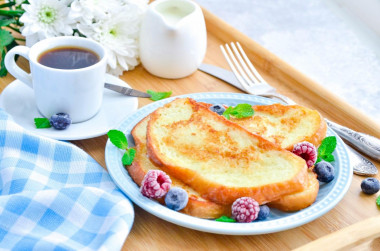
[165, 187, 188, 211]
[209, 104, 226, 115]
[257, 205, 270, 220]
[50, 113, 72, 130]
[361, 178, 380, 195]
[313, 161, 335, 183]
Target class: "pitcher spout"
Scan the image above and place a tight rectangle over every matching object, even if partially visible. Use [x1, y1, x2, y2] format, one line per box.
[154, 0, 196, 28]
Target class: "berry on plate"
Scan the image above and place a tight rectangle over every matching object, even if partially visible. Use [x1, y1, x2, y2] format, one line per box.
[257, 205, 270, 220]
[231, 197, 260, 223]
[313, 161, 335, 183]
[361, 178, 380, 195]
[292, 141, 317, 168]
[209, 104, 226, 115]
[165, 187, 189, 211]
[140, 170, 172, 199]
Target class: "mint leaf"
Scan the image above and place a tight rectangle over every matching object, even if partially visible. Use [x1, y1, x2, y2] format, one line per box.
[317, 136, 337, 162]
[147, 90, 172, 101]
[215, 216, 236, 222]
[34, 118, 51, 129]
[232, 104, 254, 118]
[107, 129, 128, 149]
[223, 104, 254, 119]
[222, 106, 234, 119]
[122, 148, 136, 165]
[318, 136, 337, 156]
[377, 195, 380, 207]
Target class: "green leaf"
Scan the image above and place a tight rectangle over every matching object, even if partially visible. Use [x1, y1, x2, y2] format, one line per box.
[0, 19, 15, 27]
[223, 104, 254, 119]
[147, 90, 172, 101]
[122, 148, 136, 165]
[322, 154, 335, 162]
[376, 195, 380, 207]
[318, 136, 337, 156]
[232, 104, 254, 118]
[107, 129, 129, 149]
[317, 136, 337, 162]
[215, 215, 236, 222]
[0, 29, 14, 47]
[34, 118, 51, 129]
[222, 106, 233, 119]
[0, 49, 7, 77]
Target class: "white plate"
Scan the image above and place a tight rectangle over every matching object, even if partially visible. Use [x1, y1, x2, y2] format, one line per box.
[0, 74, 138, 140]
[105, 92, 352, 235]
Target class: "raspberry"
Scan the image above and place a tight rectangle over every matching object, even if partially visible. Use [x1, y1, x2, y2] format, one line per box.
[140, 170, 172, 198]
[231, 197, 260, 223]
[292, 141, 317, 168]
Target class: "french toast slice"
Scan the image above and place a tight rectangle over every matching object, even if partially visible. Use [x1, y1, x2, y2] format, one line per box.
[146, 98, 309, 205]
[268, 171, 319, 211]
[201, 103, 327, 150]
[129, 116, 230, 219]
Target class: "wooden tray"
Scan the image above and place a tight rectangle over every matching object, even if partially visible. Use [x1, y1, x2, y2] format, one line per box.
[1, 7, 379, 251]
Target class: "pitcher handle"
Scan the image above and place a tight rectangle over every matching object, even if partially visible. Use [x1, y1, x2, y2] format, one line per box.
[4, 46, 33, 89]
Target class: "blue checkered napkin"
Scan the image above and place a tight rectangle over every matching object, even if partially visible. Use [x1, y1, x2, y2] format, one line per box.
[0, 109, 134, 250]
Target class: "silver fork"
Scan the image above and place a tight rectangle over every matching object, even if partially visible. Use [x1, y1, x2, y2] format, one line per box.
[220, 42, 379, 176]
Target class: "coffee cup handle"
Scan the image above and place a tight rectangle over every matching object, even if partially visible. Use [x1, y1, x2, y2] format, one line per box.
[4, 46, 33, 89]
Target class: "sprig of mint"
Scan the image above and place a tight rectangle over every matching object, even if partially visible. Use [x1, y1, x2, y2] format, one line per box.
[147, 90, 172, 101]
[376, 195, 380, 207]
[223, 104, 254, 119]
[34, 118, 51, 129]
[108, 129, 136, 165]
[215, 215, 236, 222]
[316, 136, 337, 163]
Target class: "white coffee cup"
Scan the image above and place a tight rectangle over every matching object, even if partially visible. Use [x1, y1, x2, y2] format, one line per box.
[5, 36, 107, 123]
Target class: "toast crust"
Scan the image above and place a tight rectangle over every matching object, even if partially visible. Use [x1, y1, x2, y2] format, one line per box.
[147, 98, 309, 205]
[269, 171, 319, 211]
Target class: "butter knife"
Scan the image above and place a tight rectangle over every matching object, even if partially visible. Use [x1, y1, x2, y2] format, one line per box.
[199, 63, 380, 161]
[104, 83, 151, 98]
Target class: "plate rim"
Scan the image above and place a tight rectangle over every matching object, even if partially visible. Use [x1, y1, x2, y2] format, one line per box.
[0, 74, 138, 141]
[105, 92, 352, 235]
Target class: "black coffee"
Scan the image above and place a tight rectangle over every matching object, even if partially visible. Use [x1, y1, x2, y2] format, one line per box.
[38, 46, 100, 70]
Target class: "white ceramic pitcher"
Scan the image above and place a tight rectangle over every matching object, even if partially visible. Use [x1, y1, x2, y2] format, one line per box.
[139, 0, 207, 79]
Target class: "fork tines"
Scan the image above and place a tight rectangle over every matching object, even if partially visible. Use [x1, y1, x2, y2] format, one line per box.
[220, 42, 266, 92]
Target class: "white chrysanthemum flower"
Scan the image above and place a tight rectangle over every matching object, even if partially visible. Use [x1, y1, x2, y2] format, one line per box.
[20, 0, 76, 45]
[69, 0, 122, 25]
[77, 3, 146, 75]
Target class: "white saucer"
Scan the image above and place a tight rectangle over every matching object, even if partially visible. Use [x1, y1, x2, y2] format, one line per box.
[0, 74, 138, 140]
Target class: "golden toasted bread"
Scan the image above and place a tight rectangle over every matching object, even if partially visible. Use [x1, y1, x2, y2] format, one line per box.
[268, 171, 319, 211]
[200, 102, 327, 150]
[129, 116, 230, 219]
[146, 98, 309, 205]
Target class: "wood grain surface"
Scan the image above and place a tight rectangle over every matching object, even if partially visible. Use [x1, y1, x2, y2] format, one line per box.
[1, 7, 380, 251]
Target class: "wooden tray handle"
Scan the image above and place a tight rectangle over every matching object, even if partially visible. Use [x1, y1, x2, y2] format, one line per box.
[293, 215, 380, 250]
